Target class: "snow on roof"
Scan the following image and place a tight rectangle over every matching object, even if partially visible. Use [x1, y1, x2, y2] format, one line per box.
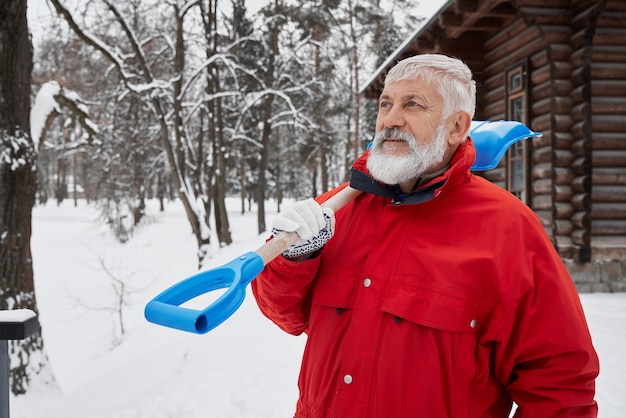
[359, 0, 453, 95]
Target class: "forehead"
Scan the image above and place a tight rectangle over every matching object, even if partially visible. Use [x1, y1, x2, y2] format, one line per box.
[380, 77, 441, 102]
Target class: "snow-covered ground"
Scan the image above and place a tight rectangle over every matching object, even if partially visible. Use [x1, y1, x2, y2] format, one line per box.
[9, 198, 626, 417]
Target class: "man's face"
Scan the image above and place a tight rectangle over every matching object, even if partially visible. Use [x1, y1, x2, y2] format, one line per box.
[367, 77, 450, 188]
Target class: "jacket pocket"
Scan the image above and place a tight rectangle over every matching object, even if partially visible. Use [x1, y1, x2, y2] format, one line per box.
[381, 279, 489, 334]
[378, 280, 491, 418]
[311, 272, 358, 309]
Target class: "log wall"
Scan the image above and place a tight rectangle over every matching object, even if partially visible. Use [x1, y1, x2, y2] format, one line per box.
[588, 0, 626, 262]
[360, 0, 626, 290]
[472, 0, 626, 267]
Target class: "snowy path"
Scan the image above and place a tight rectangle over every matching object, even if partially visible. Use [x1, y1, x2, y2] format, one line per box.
[9, 200, 626, 417]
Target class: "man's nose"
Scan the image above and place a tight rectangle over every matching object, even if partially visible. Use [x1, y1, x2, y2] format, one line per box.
[381, 104, 405, 129]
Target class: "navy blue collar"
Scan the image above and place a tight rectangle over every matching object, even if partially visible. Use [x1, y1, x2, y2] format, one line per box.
[349, 168, 447, 205]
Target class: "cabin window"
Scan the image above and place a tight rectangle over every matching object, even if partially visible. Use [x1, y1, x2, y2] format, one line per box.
[505, 63, 529, 202]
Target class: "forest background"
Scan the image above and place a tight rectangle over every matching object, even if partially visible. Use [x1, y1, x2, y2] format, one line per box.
[30, 0, 428, 265]
[1, 0, 443, 396]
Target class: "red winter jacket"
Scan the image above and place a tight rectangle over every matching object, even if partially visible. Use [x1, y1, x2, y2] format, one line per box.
[252, 139, 599, 418]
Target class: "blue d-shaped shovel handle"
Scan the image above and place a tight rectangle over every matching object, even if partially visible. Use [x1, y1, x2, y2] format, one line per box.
[144, 252, 264, 334]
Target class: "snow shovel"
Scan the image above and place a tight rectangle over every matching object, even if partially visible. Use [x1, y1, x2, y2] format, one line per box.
[144, 120, 540, 334]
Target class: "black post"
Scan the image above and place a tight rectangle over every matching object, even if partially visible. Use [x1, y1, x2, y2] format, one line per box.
[0, 339, 7, 418]
[0, 310, 40, 418]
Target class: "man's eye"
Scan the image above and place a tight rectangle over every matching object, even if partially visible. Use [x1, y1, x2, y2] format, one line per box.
[406, 101, 421, 108]
[379, 101, 391, 109]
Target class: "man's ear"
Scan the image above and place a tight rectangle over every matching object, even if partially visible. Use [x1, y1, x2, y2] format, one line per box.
[446, 111, 472, 146]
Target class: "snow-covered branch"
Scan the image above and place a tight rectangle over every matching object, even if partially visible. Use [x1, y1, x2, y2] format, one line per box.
[30, 81, 99, 149]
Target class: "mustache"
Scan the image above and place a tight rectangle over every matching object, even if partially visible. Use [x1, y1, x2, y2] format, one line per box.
[374, 128, 416, 143]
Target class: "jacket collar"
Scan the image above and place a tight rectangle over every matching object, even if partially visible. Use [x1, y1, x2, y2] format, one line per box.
[349, 138, 475, 205]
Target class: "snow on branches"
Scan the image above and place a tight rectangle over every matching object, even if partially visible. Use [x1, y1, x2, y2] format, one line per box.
[30, 81, 60, 147]
[0, 128, 35, 171]
[30, 80, 100, 149]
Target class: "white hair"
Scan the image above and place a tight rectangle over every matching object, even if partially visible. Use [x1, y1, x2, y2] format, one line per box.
[385, 54, 476, 120]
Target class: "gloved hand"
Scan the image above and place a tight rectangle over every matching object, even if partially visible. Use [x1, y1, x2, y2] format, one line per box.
[271, 198, 335, 259]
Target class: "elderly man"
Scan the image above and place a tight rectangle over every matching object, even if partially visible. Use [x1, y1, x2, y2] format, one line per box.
[252, 54, 599, 418]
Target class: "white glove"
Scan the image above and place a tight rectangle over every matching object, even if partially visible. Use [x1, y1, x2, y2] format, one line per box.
[271, 199, 335, 259]
[272, 198, 332, 241]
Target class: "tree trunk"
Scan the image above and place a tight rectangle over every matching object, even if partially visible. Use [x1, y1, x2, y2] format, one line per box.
[239, 157, 246, 215]
[211, 71, 232, 246]
[257, 97, 274, 235]
[313, 21, 329, 193]
[256, 0, 280, 235]
[201, 0, 232, 248]
[0, 0, 46, 395]
[348, 0, 360, 162]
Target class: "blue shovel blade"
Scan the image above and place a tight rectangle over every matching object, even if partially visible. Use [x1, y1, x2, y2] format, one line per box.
[469, 120, 541, 171]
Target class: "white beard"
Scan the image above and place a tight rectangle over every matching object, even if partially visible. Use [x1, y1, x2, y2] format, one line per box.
[366, 122, 448, 186]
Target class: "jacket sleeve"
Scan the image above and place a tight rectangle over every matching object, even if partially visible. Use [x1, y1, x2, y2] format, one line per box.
[251, 252, 320, 336]
[492, 223, 599, 417]
[252, 183, 351, 336]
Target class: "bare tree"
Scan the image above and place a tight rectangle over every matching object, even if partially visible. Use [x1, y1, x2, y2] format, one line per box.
[42, 0, 418, 252]
[200, 0, 232, 248]
[48, 0, 216, 265]
[0, 0, 46, 395]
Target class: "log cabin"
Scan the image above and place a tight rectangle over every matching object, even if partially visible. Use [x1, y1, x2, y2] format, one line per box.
[361, 0, 626, 291]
